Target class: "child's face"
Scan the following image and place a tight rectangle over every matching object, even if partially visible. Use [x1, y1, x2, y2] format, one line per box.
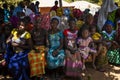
[105, 24, 112, 33]
[69, 20, 76, 30]
[82, 29, 89, 38]
[18, 22, 25, 34]
[91, 28, 96, 34]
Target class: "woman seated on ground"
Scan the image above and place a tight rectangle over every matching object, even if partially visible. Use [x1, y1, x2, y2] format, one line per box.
[28, 16, 47, 80]
[46, 17, 65, 78]
[4, 19, 33, 80]
[101, 21, 120, 65]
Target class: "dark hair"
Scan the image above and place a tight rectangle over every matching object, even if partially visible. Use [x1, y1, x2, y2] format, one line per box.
[68, 18, 76, 23]
[51, 17, 59, 23]
[24, 16, 31, 23]
[115, 2, 118, 7]
[17, 19, 26, 27]
[10, 5, 15, 10]
[36, 1, 40, 5]
[89, 26, 96, 31]
[78, 24, 89, 37]
[55, 1, 58, 5]
[3, 3, 8, 9]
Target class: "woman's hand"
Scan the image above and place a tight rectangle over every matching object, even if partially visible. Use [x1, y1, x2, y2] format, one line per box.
[1, 60, 6, 66]
[6, 39, 11, 43]
[12, 42, 19, 47]
[52, 50, 59, 57]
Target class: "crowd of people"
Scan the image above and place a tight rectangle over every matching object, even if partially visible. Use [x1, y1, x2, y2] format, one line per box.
[0, 0, 120, 80]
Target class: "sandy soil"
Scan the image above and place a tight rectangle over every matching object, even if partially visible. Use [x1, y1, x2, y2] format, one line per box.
[0, 64, 120, 80]
[82, 64, 120, 80]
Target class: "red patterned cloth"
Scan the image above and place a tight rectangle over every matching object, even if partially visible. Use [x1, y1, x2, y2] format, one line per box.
[65, 57, 82, 77]
[40, 13, 50, 30]
[28, 46, 46, 77]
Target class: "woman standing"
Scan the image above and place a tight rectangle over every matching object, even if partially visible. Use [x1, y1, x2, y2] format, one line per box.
[5, 19, 33, 80]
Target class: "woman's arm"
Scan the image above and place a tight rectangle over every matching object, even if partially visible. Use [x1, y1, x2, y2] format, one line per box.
[19, 38, 33, 50]
[6, 34, 13, 43]
[56, 38, 63, 51]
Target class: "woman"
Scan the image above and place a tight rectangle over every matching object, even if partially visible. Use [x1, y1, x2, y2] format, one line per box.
[28, 16, 47, 79]
[5, 19, 33, 80]
[64, 18, 82, 79]
[102, 21, 120, 65]
[46, 17, 65, 76]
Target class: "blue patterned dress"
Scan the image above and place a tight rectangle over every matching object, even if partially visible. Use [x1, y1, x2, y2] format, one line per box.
[4, 30, 31, 80]
[47, 31, 65, 69]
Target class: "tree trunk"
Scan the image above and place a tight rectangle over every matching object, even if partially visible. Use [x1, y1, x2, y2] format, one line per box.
[59, 0, 62, 8]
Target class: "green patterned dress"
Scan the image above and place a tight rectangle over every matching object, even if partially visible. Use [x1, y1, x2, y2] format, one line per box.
[102, 30, 120, 65]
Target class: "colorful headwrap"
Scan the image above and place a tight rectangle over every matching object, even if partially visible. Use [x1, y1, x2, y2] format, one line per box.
[104, 20, 115, 27]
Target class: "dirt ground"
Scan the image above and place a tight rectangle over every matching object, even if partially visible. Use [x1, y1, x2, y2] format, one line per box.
[0, 64, 120, 80]
[45, 64, 120, 80]
[81, 64, 120, 80]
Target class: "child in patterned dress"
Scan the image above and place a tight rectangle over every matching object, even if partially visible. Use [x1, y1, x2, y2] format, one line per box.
[77, 25, 97, 70]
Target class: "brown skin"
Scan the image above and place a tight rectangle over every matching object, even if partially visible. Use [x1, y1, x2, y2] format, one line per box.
[81, 29, 97, 69]
[47, 19, 63, 57]
[65, 20, 77, 52]
[7, 21, 33, 50]
[85, 14, 94, 25]
[103, 24, 114, 43]
[4, 21, 33, 65]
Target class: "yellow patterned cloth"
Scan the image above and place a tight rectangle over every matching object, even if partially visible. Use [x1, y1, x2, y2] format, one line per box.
[28, 46, 46, 77]
[92, 32, 101, 41]
[11, 28, 31, 40]
[76, 20, 84, 30]
[11, 29, 31, 53]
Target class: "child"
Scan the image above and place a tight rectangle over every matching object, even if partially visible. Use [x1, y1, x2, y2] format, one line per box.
[90, 26, 102, 41]
[77, 25, 97, 70]
[89, 26, 108, 71]
[64, 18, 82, 79]
[89, 26, 103, 55]
[95, 42, 108, 72]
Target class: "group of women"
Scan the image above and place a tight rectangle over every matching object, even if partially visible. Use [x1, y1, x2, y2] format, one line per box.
[0, 1, 120, 80]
